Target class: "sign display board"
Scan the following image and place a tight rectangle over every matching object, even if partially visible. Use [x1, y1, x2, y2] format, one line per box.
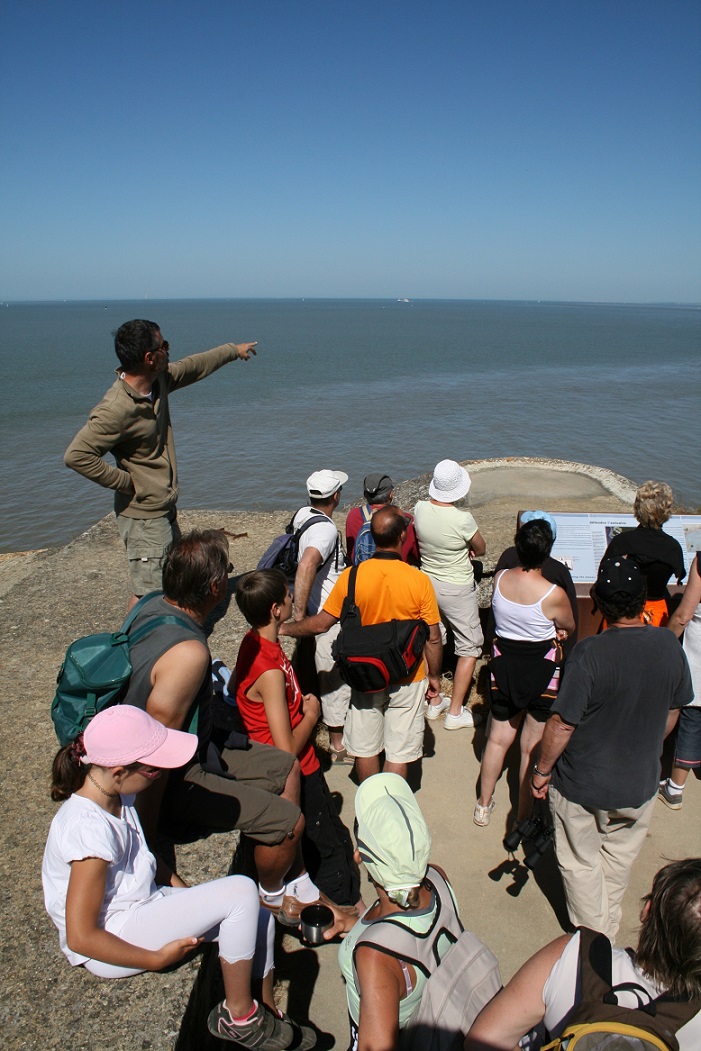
[522, 512, 701, 585]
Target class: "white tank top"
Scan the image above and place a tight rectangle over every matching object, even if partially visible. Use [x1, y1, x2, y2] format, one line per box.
[492, 571, 558, 641]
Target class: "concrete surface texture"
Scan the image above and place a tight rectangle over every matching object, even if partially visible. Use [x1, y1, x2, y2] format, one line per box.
[1, 458, 697, 1051]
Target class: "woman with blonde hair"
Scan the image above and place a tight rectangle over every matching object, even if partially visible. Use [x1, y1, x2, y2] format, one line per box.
[603, 480, 685, 626]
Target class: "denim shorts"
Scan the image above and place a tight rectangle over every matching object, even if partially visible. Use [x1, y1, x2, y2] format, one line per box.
[674, 705, 701, 769]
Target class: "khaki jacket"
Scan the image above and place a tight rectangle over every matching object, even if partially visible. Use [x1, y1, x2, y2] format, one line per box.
[65, 343, 240, 519]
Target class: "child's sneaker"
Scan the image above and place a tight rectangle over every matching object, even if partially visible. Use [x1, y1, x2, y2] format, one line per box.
[425, 695, 451, 720]
[207, 1000, 315, 1049]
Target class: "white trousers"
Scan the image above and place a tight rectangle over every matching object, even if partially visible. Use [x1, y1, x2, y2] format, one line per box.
[86, 874, 274, 980]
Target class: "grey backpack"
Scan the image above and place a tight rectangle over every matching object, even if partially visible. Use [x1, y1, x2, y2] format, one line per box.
[353, 866, 502, 1051]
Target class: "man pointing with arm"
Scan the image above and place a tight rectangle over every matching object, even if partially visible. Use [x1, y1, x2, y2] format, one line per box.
[65, 319, 257, 608]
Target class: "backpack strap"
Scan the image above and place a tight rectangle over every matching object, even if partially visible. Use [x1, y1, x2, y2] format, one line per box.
[120, 590, 165, 632]
[352, 867, 462, 981]
[361, 504, 374, 524]
[340, 564, 363, 627]
[127, 614, 199, 648]
[572, 927, 700, 1041]
[119, 592, 199, 648]
[289, 509, 340, 573]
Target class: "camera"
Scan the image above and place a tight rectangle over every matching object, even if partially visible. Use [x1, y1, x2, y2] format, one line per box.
[503, 806, 554, 870]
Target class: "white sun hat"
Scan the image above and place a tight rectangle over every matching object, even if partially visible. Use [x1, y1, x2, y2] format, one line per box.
[428, 459, 471, 503]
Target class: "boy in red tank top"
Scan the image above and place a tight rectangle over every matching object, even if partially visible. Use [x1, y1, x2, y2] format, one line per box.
[235, 570, 362, 914]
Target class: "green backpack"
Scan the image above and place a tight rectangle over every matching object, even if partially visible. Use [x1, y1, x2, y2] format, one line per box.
[51, 592, 197, 746]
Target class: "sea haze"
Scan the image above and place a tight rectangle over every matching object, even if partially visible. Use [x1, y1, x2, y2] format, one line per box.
[0, 298, 699, 552]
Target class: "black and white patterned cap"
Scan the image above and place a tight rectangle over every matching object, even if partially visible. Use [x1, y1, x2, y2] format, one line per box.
[595, 556, 645, 600]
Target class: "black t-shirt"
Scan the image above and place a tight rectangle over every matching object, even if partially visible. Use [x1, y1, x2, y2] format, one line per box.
[604, 525, 685, 599]
[551, 625, 692, 809]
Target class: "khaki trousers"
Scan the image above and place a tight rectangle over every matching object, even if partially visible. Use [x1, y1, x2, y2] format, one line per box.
[549, 785, 656, 940]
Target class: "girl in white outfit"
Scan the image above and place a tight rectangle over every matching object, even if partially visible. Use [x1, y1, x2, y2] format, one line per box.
[42, 705, 315, 1049]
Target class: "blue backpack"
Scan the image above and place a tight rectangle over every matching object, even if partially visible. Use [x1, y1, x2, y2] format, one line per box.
[353, 505, 377, 565]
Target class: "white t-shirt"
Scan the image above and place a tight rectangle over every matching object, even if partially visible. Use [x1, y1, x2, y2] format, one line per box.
[542, 931, 701, 1048]
[292, 506, 344, 614]
[42, 793, 162, 965]
[413, 501, 479, 585]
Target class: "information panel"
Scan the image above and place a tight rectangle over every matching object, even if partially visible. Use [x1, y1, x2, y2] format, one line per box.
[520, 512, 701, 584]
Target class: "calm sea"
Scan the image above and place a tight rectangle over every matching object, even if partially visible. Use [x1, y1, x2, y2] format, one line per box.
[1, 298, 699, 553]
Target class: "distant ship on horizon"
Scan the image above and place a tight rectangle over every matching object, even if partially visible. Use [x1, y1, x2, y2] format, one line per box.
[397, 297, 410, 303]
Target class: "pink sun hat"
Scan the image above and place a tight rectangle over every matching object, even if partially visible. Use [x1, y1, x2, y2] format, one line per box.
[82, 706, 197, 769]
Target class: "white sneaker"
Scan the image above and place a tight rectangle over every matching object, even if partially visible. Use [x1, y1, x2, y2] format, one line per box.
[473, 798, 496, 826]
[444, 707, 481, 730]
[425, 695, 451, 720]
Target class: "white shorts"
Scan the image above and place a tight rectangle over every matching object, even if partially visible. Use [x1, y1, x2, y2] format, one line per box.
[343, 677, 426, 764]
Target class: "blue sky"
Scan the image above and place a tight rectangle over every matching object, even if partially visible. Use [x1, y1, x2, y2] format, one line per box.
[1, 1, 699, 302]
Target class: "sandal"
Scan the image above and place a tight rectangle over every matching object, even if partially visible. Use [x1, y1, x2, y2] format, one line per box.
[329, 747, 355, 766]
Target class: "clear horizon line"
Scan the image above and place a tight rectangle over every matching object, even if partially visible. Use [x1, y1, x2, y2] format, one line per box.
[2, 296, 700, 308]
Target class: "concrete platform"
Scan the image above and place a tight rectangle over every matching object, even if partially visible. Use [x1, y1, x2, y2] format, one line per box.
[2, 458, 697, 1051]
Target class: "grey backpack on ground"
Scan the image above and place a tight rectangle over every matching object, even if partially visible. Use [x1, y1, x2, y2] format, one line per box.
[352, 865, 502, 1051]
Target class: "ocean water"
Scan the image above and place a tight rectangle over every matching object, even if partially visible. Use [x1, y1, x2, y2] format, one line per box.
[1, 298, 699, 553]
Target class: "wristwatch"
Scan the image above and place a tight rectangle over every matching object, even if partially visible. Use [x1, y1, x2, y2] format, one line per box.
[532, 764, 552, 779]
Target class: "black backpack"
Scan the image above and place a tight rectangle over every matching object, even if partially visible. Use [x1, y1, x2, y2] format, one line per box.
[257, 509, 342, 585]
[332, 562, 429, 693]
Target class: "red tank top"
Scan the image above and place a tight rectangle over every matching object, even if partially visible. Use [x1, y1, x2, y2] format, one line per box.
[235, 631, 319, 776]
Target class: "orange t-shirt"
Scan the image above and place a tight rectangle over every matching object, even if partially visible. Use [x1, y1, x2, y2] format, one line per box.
[235, 631, 319, 776]
[323, 553, 440, 684]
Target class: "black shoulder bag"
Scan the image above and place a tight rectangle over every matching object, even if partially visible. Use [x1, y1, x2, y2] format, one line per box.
[332, 563, 430, 693]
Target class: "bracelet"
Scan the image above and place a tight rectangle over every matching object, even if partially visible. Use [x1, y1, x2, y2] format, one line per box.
[532, 764, 552, 779]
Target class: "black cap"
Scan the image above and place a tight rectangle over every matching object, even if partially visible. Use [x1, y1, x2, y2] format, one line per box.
[363, 473, 394, 502]
[595, 557, 645, 601]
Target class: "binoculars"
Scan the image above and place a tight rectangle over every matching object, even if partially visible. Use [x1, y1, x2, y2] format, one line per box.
[503, 807, 554, 870]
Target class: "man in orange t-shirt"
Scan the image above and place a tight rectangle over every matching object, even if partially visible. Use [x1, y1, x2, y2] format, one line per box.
[281, 506, 441, 782]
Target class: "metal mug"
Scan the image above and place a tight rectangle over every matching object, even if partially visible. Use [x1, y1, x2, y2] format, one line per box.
[300, 903, 334, 944]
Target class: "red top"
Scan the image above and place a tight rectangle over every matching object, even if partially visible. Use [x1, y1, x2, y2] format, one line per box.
[345, 505, 420, 565]
[235, 630, 319, 776]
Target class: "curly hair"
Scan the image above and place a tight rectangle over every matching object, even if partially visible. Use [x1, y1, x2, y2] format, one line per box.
[635, 858, 701, 999]
[634, 480, 674, 529]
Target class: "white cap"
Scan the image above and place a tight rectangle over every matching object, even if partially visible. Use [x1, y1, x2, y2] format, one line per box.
[428, 459, 471, 503]
[306, 470, 348, 499]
